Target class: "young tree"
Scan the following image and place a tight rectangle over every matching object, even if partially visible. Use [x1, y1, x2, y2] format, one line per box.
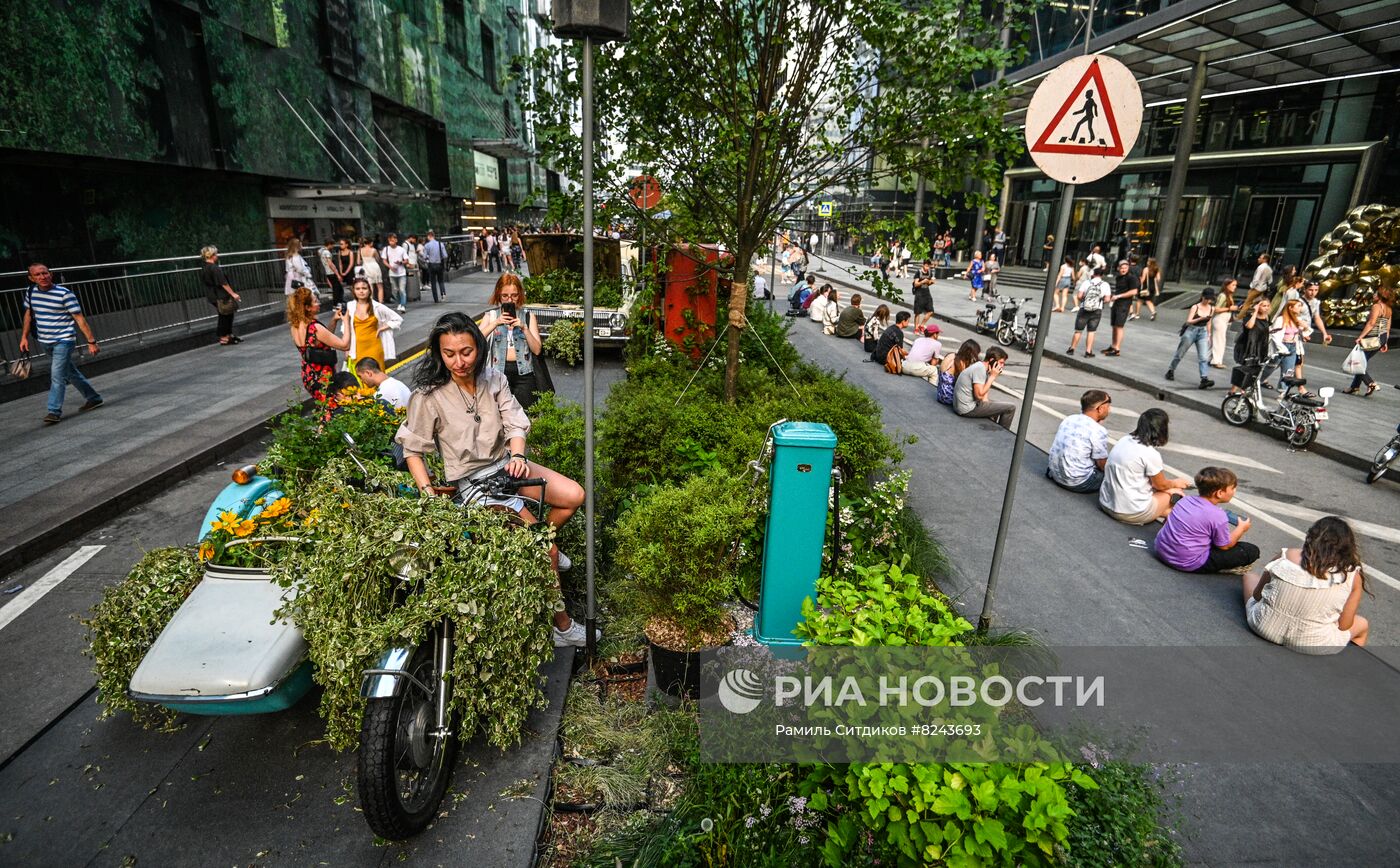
[526, 0, 1027, 400]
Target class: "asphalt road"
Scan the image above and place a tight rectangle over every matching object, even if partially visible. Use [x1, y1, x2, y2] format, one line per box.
[0, 349, 627, 866]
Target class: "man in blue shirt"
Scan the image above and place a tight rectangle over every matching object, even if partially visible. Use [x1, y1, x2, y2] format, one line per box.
[420, 230, 448, 302]
[19, 263, 103, 425]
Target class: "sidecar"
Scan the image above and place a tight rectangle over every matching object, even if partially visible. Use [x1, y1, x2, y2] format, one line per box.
[127, 467, 314, 715]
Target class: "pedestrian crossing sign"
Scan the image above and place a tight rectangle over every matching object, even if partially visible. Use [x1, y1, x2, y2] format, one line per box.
[817, 201, 834, 217]
[1025, 55, 1142, 185]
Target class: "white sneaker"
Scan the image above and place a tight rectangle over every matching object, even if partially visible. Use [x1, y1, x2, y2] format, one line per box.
[397, 304, 407, 313]
[553, 620, 602, 648]
[557, 551, 572, 571]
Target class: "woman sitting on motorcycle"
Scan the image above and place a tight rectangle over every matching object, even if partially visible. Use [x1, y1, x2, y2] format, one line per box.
[395, 312, 594, 648]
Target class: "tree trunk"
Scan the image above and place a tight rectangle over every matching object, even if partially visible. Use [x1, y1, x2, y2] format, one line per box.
[722, 242, 758, 402]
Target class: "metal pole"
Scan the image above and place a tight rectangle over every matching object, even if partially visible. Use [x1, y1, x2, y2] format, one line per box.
[768, 229, 778, 315]
[582, 36, 597, 661]
[1152, 53, 1206, 281]
[978, 0, 1095, 634]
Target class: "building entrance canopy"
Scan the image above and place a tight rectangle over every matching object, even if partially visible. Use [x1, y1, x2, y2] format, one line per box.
[1005, 0, 1400, 115]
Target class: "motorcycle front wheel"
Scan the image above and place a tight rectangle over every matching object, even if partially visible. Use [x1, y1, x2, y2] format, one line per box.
[1367, 439, 1400, 484]
[995, 322, 1015, 347]
[1221, 394, 1252, 427]
[1287, 415, 1318, 449]
[358, 639, 459, 840]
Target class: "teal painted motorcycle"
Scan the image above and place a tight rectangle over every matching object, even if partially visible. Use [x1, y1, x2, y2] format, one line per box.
[126, 436, 547, 839]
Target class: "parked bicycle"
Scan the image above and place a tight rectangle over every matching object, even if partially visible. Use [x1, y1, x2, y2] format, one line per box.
[994, 297, 1039, 351]
[1220, 366, 1333, 449]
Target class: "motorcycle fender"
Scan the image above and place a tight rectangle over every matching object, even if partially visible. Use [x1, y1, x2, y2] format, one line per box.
[361, 646, 414, 699]
[198, 476, 280, 542]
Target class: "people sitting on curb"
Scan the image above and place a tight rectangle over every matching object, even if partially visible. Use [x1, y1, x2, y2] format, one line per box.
[807, 283, 832, 325]
[937, 339, 979, 406]
[788, 273, 816, 316]
[1153, 466, 1259, 574]
[901, 323, 943, 382]
[355, 357, 412, 410]
[1244, 516, 1369, 653]
[821, 288, 842, 335]
[872, 310, 911, 366]
[1066, 266, 1108, 357]
[954, 346, 1016, 429]
[1046, 389, 1112, 493]
[834, 293, 864, 338]
[863, 303, 890, 354]
[1099, 408, 1191, 525]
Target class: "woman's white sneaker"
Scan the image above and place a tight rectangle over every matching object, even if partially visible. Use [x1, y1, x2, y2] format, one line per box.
[553, 620, 602, 647]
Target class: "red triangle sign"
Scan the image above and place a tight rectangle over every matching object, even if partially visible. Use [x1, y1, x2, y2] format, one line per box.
[1030, 59, 1126, 157]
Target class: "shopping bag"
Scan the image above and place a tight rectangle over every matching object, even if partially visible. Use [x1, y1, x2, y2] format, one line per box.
[1341, 344, 1367, 376]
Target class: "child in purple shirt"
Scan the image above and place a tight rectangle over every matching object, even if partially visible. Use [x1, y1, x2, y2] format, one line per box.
[1153, 467, 1260, 573]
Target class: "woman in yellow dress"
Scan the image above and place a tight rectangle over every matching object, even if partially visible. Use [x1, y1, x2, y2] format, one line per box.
[338, 276, 403, 372]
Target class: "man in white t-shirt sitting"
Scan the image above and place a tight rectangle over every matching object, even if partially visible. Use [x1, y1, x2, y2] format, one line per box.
[751, 273, 769, 299]
[1047, 389, 1112, 493]
[901, 323, 944, 382]
[355, 357, 411, 410]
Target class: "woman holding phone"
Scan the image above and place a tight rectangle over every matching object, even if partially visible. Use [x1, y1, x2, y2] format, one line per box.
[477, 273, 543, 409]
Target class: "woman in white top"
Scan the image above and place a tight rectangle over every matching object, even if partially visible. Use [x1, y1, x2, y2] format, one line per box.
[357, 237, 384, 303]
[1243, 516, 1368, 653]
[1052, 255, 1074, 312]
[1099, 408, 1190, 525]
[821, 288, 842, 335]
[808, 285, 832, 327]
[283, 238, 316, 295]
[336, 276, 403, 369]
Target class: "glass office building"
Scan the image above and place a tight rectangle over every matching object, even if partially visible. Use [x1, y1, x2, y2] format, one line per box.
[998, 0, 1400, 283]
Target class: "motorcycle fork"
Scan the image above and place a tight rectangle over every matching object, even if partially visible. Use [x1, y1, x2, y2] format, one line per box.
[433, 618, 453, 739]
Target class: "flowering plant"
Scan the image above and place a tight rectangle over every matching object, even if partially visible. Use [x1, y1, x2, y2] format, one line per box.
[198, 495, 303, 567]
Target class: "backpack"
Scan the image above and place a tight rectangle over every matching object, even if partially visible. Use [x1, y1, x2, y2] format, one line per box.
[884, 345, 907, 374]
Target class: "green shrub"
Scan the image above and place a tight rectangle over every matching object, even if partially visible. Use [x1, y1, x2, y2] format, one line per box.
[82, 547, 205, 730]
[523, 269, 624, 308]
[263, 391, 404, 488]
[542, 316, 585, 365]
[1064, 760, 1184, 867]
[795, 559, 974, 647]
[613, 470, 756, 644]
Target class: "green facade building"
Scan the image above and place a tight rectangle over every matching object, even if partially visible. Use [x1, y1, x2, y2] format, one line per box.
[0, 0, 554, 269]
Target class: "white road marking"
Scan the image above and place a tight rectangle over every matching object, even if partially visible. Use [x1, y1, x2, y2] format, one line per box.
[1032, 392, 1142, 419]
[993, 383, 1400, 591]
[0, 545, 105, 632]
[996, 368, 1065, 386]
[1239, 493, 1400, 546]
[1159, 443, 1281, 475]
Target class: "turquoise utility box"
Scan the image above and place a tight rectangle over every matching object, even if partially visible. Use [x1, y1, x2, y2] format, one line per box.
[754, 421, 837, 651]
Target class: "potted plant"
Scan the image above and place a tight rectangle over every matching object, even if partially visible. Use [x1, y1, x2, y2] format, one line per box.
[613, 470, 754, 699]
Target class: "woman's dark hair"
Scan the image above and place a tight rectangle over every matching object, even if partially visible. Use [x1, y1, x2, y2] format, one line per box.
[873, 303, 890, 322]
[953, 339, 981, 376]
[1301, 516, 1364, 584]
[1131, 407, 1170, 447]
[413, 312, 487, 391]
[1062, 255, 1074, 266]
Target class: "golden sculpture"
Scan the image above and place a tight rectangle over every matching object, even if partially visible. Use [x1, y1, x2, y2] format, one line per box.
[1304, 204, 1399, 327]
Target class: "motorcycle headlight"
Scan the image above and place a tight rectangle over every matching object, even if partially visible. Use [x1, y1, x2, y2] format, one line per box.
[388, 544, 420, 580]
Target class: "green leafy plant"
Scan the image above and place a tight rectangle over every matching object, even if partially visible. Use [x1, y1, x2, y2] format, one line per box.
[1064, 759, 1184, 867]
[542, 316, 585, 366]
[82, 547, 205, 730]
[613, 470, 756, 647]
[795, 558, 973, 648]
[272, 458, 560, 751]
[522, 269, 625, 308]
[198, 494, 301, 567]
[263, 390, 406, 488]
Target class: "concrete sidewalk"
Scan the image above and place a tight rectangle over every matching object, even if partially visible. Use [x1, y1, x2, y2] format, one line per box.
[781, 318, 1400, 866]
[0, 273, 500, 576]
[801, 253, 1397, 472]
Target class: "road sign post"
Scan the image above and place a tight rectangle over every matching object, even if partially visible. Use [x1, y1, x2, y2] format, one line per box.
[978, 47, 1142, 634]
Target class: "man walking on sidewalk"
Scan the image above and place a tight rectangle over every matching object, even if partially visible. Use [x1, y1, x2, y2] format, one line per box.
[1238, 253, 1273, 321]
[19, 263, 103, 425]
[421, 230, 447, 302]
[1104, 260, 1139, 356]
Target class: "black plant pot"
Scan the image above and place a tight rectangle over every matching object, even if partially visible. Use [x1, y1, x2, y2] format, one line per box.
[648, 641, 702, 700]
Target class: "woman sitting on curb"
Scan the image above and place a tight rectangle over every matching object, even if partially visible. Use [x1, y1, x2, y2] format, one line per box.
[1099, 408, 1191, 525]
[1244, 516, 1369, 653]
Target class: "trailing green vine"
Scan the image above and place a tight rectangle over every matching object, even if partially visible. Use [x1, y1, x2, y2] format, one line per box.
[543, 317, 585, 366]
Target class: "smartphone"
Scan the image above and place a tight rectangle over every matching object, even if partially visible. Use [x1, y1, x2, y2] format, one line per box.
[501, 301, 517, 318]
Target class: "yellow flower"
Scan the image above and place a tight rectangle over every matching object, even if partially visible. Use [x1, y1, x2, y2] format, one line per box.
[303, 508, 321, 527]
[209, 510, 241, 534]
[259, 497, 292, 520]
[253, 498, 266, 506]
[232, 518, 257, 538]
[197, 542, 215, 562]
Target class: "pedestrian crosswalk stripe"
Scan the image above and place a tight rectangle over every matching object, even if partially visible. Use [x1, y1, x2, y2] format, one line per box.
[0, 546, 104, 632]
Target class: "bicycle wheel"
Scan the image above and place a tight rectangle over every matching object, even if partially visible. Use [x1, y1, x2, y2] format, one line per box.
[995, 322, 1015, 347]
[1220, 394, 1251, 427]
[1286, 415, 1318, 449]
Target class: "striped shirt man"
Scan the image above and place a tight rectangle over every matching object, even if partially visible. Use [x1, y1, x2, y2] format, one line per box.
[23, 283, 83, 343]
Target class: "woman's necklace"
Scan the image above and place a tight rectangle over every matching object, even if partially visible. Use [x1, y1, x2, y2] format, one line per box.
[454, 382, 481, 423]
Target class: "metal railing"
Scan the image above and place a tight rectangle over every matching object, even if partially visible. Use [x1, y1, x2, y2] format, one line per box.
[1, 235, 480, 380]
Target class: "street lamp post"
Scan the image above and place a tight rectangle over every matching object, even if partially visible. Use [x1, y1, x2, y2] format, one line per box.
[553, 0, 629, 660]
